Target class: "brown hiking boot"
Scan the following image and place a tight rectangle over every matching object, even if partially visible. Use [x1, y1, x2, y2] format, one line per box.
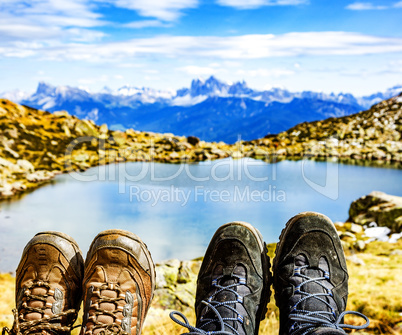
[4, 231, 84, 335]
[80, 229, 155, 335]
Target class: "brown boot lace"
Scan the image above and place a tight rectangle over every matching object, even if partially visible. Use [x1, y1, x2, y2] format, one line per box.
[82, 283, 135, 335]
[2, 280, 78, 335]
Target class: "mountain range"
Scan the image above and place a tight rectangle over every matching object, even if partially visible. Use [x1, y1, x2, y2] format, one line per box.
[2, 76, 401, 143]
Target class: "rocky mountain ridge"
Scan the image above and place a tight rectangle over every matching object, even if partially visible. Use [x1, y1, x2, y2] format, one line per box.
[2, 77, 401, 143]
[249, 92, 402, 164]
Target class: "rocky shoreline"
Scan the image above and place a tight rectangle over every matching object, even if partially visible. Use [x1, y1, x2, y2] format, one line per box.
[1, 93, 401, 200]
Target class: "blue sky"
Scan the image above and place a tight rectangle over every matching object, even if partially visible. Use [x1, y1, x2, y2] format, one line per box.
[1, 0, 402, 95]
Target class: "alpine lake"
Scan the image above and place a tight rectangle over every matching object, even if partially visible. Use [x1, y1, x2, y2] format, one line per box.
[1, 158, 401, 272]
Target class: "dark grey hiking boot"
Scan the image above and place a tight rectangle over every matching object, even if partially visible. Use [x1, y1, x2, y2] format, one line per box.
[170, 221, 271, 335]
[273, 212, 369, 335]
[3, 231, 84, 335]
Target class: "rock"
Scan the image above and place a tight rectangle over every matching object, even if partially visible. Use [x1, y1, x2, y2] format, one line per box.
[354, 240, 366, 251]
[346, 254, 365, 266]
[111, 131, 126, 146]
[340, 231, 357, 241]
[345, 222, 364, 234]
[348, 191, 402, 233]
[153, 259, 201, 311]
[364, 226, 391, 241]
[250, 148, 269, 158]
[187, 136, 200, 146]
[16, 159, 34, 173]
[334, 221, 344, 229]
[26, 170, 54, 183]
[73, 153, 90, 163]
[389, 233, 402, 243]
[232, 151, 243, 159]
[210, 148, 227, 158]
[75, 120, 99, 137]
[62, 124, 72, 137]
[100, 124, 108, 134]
[53, 110, 70, 117]
[0, 157, 14, 168]
[169, 151, 180, 160]
[0, 183, 14, 197]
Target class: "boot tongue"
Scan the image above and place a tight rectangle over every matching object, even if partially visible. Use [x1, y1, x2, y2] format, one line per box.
[292, 255, 336, 315]
[199, 265, 242, 333]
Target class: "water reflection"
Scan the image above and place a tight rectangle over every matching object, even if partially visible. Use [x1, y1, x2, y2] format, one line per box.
[1, 158, 401, 272]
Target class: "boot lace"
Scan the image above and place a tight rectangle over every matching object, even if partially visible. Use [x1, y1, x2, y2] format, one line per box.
[170, 274, 247, 335]
[288, 265, 369, 335]
[2, 281, 78, 335]
[82, 283, 133, 335]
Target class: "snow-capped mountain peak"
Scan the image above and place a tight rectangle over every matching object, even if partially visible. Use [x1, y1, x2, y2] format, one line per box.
[189, 76, 231, 97]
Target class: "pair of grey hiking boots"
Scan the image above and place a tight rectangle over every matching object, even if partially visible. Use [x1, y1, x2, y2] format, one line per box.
[3, 212, 369, 335]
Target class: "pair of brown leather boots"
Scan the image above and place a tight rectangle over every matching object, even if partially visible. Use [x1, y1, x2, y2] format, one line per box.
[4, 229, 155, 335]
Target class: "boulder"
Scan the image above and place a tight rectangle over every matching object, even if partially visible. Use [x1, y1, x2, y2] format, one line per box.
[153, 259, 201, 311]
[187, 136, 200, 146]
[348, 191, 402, 233]
[75, 120, 99, 137]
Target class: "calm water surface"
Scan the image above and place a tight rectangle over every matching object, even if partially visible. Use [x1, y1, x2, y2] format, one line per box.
[1, 158, 401, 272]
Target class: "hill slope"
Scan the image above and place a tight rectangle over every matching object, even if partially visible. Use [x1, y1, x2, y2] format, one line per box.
[249, 93, 402, 164]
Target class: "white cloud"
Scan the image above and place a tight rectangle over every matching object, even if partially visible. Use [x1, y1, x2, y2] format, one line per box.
[67, 28, 106, 42]
[177, 65, 218, 75]
[1, 0, 102, 26]
[237, 68, 295, 77]
[346, 2, 387, 10]
[99, 0, 199, 21]
[78, 74, 111, 85]
[123, 20, 170, 29]
[394, 1, 402, 7]
[217, 0, 307, 9]
[2, 32, 402, 62]
[0, 0, 105, 43]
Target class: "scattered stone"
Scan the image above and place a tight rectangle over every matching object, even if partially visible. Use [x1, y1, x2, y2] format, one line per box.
[348, 191, 402, 233]
[340, 231, 357, 241]
[354, 240, 366, 251]
[346, 254, 366, 266]
[153, 259, 201, 311]
[364, 226, 391, 242]
[187, 136, 200, 146]
[348, 223, 364, 234]
[389, 233, 402, 243]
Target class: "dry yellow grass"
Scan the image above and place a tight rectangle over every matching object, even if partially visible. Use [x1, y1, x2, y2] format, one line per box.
[0, 273, 15, 329]
[1, 241, 401, 335]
